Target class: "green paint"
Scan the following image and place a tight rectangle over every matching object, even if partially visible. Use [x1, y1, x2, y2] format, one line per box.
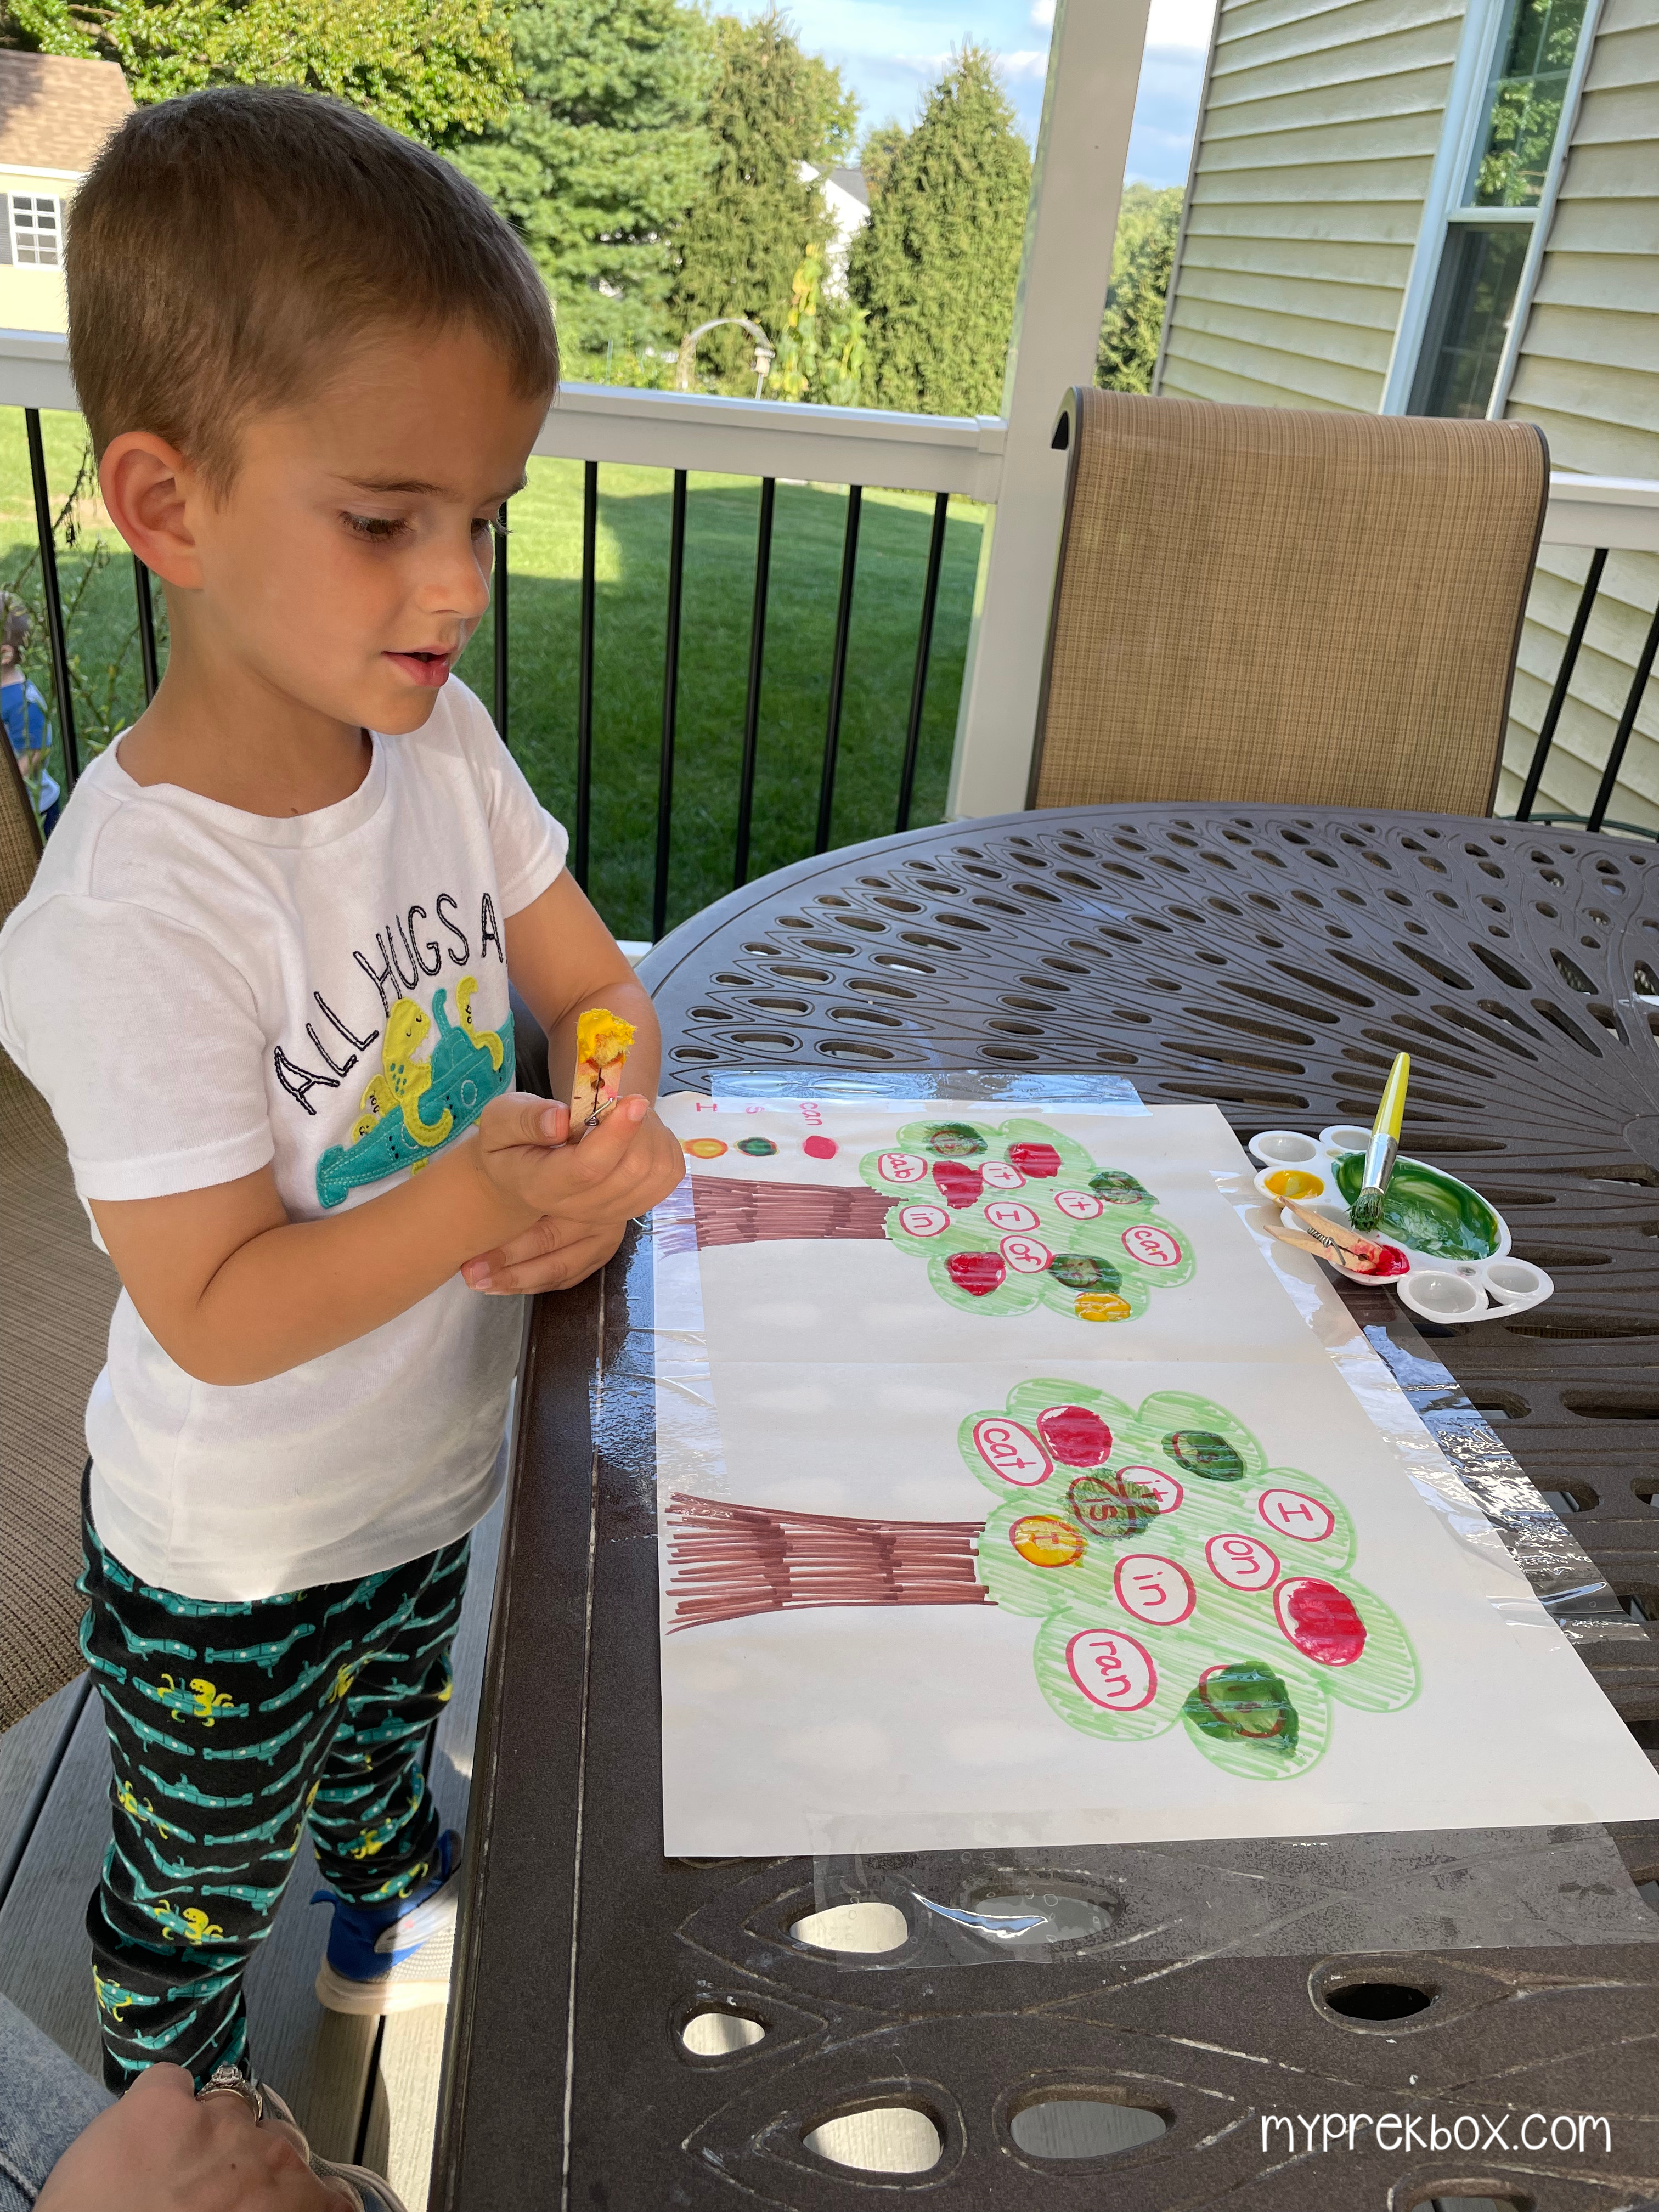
[1164, 1430, 1245, 1481]
[1183, 1660, 1300, 1754]
[1331, 1151, 1501, 1262]
[1048, 1254, 1121, 1293]
[1088, 1169, 1156, 1206]
[926, 1121, 986, 1157]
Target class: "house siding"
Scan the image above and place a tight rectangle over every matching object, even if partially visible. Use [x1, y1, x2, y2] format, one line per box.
[1160, 0, 1464, 413]
[0, 166, 71, 334]
[1158, 0, 1658, 833]
[1497, 0, 1659, 832]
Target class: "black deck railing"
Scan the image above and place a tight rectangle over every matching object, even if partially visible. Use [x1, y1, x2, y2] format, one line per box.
[19, 409, 955, 923]
[16, 405, 1657, 893]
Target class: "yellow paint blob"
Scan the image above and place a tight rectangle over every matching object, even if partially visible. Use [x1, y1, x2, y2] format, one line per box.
[1010, 1515, 1087, 1568]
[1074, 1291, 1132, 1323]
[1263, 1167, 1324, 1200]
[683, 1137, 728, 1159]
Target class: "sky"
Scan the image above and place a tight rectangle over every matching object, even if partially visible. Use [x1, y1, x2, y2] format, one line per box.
[733, 0, 1217, 190]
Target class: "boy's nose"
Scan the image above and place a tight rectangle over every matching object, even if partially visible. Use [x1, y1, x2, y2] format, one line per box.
[421, 532, 494, 622]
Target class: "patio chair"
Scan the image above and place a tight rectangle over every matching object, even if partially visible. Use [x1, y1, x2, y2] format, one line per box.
[0, 743, 119, 1728]
[1028, 388, 1549, 815]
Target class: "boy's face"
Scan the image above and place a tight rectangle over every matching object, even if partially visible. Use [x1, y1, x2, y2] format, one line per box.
[185, 323, 546, 736]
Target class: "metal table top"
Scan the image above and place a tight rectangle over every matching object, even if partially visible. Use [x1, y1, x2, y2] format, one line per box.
[435, 804, 1659, 2211]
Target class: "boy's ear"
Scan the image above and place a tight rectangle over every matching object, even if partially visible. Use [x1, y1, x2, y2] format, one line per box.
[99, 433, 204, 591]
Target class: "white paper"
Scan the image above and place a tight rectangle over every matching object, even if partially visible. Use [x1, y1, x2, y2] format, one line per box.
[652, 1098, 1659, 1856]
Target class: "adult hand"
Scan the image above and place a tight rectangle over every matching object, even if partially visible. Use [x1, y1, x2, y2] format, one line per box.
[36, 2064, 354, 2210]
[462, 1093, 683, 1293]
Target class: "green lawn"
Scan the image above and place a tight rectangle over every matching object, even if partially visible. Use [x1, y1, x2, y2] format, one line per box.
[2, 409, 985, 940]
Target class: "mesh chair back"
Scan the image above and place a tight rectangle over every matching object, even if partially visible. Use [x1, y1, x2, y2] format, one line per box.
[1029, 389, 1548, 816]
[1, 743, 119, 1726]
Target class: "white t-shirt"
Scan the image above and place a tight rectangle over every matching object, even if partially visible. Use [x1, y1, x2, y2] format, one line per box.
[0, 680, 566, 1601]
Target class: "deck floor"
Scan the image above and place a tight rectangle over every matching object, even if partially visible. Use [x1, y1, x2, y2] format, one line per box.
[0, 1492, 503, 2209]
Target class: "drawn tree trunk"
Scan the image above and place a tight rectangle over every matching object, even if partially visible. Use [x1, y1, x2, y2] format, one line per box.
[665, 1492, 986, 1630]
[691, 1178, 894, 1249]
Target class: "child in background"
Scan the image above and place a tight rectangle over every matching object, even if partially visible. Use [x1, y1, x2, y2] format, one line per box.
[0, 87, 683, 2096]
[2, 594, 61, 833]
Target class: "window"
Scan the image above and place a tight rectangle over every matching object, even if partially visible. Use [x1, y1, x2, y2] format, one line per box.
[1392, 0, 1596, 419]
[9, 194, 64, 269]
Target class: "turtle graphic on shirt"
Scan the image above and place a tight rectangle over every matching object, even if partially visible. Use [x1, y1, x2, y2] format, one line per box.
[315, 974, 512, 1208]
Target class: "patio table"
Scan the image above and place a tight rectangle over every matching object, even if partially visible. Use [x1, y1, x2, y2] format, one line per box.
[434, 803, 1659, 2212]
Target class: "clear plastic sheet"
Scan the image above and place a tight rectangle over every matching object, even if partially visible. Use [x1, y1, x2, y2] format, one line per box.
[703, 1068, 1147, 1111]
[637, 1083, 1659, 1950]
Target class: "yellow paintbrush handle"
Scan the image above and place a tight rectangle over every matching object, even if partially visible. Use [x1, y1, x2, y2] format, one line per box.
[1375, 1051, 1410, 1143]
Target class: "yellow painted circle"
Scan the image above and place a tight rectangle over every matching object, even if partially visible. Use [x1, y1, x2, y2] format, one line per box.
[1074, 1291, 1132, 1323]
[1010, 1514, 1087, 1568]
[1263, 1167, 1324, 1199]
[683, 1137, 728, 1159]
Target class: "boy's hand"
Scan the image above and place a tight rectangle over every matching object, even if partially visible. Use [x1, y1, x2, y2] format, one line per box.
[462, 1090, 683, 1294]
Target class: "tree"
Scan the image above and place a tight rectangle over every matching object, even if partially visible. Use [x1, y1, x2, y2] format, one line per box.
[8, 0, 516, 146]
[664, 1381, 1418, 1781]
[453, 0, 714, 370]
[667, 9, 856, 394]
[1096, 183, 1183, 395]
[766, 246, 868, 407]
[857, 120, 905, 202]
[678, 1115, 1196, 1325]
[847, 46, 1030, 418]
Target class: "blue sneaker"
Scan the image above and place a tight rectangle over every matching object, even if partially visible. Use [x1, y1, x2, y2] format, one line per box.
[312, 1830, 461, 2015]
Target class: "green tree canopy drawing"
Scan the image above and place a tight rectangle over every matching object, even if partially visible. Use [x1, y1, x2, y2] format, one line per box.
[858, 1115, 1195, 1323]
[667, 1381, 1418, 1783]
[963, 1380, 1418, 1779]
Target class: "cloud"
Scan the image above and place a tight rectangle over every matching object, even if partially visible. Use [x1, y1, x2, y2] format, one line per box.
[1146, 0, 1215, 49]
[999, 46, 1051, 78]
[1030, 0, 1055, 21]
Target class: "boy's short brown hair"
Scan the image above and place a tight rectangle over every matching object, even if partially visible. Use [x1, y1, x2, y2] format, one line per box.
[68, 86, 558, 486]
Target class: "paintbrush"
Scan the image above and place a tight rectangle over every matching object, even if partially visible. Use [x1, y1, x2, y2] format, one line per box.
[1348, 1051, 1409, 1234]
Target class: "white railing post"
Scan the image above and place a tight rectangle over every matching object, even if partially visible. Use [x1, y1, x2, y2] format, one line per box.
[944, 0, 1153, 822]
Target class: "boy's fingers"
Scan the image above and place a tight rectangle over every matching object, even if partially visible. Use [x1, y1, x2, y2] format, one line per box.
[486, 1093, 567, 1149]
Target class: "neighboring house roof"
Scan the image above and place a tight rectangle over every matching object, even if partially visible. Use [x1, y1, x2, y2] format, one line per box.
[0, 50, 133, 174]
[827, 167, 869, 210]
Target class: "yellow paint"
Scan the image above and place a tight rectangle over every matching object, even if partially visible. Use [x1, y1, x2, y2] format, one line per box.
[684, 1137, 727, 1159]
[575, 1008, 636, 1067]
[1263, 1167, 1324, 1200]
[1074, 1290, 1132, 1322]
[1011, 1514, 1087, 1567]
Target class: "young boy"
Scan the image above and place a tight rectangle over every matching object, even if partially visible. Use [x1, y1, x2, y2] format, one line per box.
[0, 87, 683, 2093]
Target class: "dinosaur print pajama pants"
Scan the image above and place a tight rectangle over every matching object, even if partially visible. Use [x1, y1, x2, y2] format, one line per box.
[78, 1485, 471, 2090]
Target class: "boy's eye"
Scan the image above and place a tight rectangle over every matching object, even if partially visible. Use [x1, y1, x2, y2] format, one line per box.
[343, 512, 409, 543]
[470, 514, 498, 540]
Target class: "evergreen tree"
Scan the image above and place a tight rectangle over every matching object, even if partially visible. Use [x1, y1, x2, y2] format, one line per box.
[1096, 183, 1183, 395]
[454, 0, 714, 370]
[8, 0, 516, 146]
[857, 120, 905, 202]
[668, 9, 857, 394]
[847, 47, 1030, 418]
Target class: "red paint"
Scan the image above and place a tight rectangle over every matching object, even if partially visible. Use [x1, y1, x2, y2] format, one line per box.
[933, 1161, 984, 1209]
[803, 1135, 838, 1159]
[1274, 1577, 1366, 1666]
[1006, 1141, 1062, 1178]
[947, 1251, 1006, 1297]
[1369, 1243, 1409, 1278]
[1037, 1403, 1113, 1467]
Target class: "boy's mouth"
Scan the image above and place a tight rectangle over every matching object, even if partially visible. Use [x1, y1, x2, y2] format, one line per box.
[385, 647, 454, 690]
